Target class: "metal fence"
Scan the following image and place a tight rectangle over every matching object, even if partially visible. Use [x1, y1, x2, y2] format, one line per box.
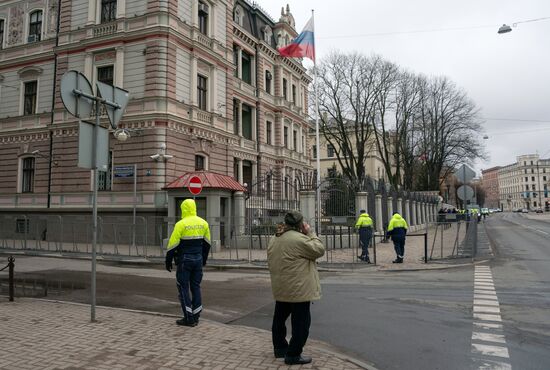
[0, 212, 478, 265]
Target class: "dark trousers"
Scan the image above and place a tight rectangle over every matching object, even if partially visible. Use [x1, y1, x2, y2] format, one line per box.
[393, 238, 405, 258]
[359, 227, 372, 258]
[176, 253, 203, 322]
[272, 301, 311, 357]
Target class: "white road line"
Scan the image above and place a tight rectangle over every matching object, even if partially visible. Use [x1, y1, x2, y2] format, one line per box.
[474, 299, 499, 306]
[475, 288, 496, 293]
[474, 359, 512, 370]
[472, 343, 510, 358]
[475, 279, 495, 283]
[475, 295, 498, 301]
[474, 313, 502, 322]
[474, 306, 501, 314]
[474, 322, 503, 330]
[472, 332, 506, 344]
[476, 282, 495, 287]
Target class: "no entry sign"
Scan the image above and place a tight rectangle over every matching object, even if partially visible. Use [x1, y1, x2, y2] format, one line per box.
[188, 176, 203, 195]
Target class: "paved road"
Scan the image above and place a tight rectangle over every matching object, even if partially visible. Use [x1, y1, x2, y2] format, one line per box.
[483, 213, 550, 369]
[234, 214, 550, 369]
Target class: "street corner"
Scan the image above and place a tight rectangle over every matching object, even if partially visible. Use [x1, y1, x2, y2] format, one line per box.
[0, 299, 367, 370]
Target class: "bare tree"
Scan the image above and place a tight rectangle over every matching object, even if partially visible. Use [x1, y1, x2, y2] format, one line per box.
[314, 52, 379, 186]
[415, 76, 486, 190]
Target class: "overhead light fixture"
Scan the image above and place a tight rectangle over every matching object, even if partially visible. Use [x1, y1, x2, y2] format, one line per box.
[498, 24, 512, 34]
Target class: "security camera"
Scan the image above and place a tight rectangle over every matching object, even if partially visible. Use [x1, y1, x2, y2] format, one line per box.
[163, 154, 174, 160]
[150, 154, 161, 161]
[114, 129, 129, 142]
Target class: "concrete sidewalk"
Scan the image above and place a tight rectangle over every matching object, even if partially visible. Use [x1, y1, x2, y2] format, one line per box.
[0, 299, 369, 370]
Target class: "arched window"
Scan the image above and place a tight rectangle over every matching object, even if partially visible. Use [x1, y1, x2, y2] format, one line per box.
[28, 10, 43, 42]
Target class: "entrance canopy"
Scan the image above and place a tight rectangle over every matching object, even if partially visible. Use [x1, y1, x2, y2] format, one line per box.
[164, 171, 246, 192]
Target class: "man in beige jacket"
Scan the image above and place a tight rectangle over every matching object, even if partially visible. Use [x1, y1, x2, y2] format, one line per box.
[267, 210, 325, 365]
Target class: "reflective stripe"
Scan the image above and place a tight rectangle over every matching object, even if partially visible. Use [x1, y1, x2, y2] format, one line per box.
[192, 306, 202, 314]
[185, 306, 193, 313]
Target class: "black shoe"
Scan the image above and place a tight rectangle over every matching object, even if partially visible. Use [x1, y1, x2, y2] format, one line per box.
[392, 258, 401, 263]
[285, 355, 312, 365]
[357, 255, 365, 261]
[365, 258, 371, 264]
[274, 348, 287, 359]
[193, 314, 200, 324]
[176, 318, 197, 327]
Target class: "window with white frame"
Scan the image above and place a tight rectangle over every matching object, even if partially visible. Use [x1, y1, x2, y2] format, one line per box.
[28, 10, 42, 43]
[101, 0, 117, 23]
[266, 121, 272, 145]
[21, 157, 35, 193]
[97, 65, 114, 85]
[233, 5, 243, 26]
[242, 104, 252, 140]
[198, 1, 209, 35]
[283, 126, 289, 148]
[23, 81, 38, 115]
[98, 151, 113, 191]
[0, 19, 5, 49]
[282, 78, 288, 100]
[195, 155, 206, 171]
[197, 74, 208, 110]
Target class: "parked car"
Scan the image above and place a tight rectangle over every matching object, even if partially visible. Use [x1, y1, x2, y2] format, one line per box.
[535, 208, 543, 213]
[521, 208, 529, 213]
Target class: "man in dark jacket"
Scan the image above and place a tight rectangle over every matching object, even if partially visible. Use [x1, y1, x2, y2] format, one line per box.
[387, 212, 408, 263]
[165, 199, 211, 327]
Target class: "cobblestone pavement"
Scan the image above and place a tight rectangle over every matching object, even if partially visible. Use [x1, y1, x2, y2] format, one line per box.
[0, 299, 366, 370]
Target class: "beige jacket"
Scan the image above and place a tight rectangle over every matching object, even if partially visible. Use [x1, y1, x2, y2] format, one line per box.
[267, 229, 325, 302]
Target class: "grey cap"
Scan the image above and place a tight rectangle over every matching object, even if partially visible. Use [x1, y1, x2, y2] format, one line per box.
[284, 210, 304, 227]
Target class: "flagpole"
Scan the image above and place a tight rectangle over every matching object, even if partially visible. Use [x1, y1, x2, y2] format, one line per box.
[312, 9, 321, 234]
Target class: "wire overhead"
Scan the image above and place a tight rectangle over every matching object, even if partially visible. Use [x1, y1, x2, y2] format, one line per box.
[318, 16, 550, 40]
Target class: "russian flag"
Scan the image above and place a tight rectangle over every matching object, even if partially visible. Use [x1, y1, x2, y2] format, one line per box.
[278, 16, 315, 61]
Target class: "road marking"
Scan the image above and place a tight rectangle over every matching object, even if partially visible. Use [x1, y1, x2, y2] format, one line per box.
[472, 266, 512, 369]
[472, 343, 509, 358]
[474, 306, 501, 314]
[472, 332, 506, 344]
[474, 313, 502, 322]
[474, 322, 503, 330]
[474, 299, 499, 306]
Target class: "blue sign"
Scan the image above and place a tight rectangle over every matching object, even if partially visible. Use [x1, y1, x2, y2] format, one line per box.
[114, 165, 135, 178]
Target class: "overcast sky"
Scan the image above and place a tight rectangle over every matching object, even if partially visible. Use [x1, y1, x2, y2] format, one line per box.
[261, 0, 550, 175]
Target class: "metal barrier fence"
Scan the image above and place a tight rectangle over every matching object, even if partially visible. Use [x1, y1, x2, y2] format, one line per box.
[0, 214, 477, 264]
[0, 256, 15, 301]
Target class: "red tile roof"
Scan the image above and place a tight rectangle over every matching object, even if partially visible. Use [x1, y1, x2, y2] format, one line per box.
[164, 171, 246, 192]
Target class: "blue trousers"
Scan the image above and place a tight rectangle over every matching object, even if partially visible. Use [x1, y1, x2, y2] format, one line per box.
[393, 238, 405, 258]
[358, 227, 372, 258]
[176, 254, 203, 322]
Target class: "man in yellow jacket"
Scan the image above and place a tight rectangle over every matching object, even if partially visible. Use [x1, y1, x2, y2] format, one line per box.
[267, 210, 325, 365]
[355, 210, 373, 263]
[166, 199, 211, 327]
[387, 212, 408, 263]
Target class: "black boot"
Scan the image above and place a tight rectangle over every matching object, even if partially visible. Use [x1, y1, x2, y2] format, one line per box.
[392, 258, 400, 263]
[176, 318, 197, 327]
[193, 313, 200, 324]
[285, 355, 312, 365]
[274, 348, 287, 359]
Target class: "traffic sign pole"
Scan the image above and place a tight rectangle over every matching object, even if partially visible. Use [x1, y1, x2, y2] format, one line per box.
[90, 99, 99, 323]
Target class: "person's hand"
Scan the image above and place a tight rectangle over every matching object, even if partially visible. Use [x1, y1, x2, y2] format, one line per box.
[301, 223, 311, 235]
[165, 260, 172, 272]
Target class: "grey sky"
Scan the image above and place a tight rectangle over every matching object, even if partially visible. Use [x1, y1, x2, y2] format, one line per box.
[261, 0, 550, 174]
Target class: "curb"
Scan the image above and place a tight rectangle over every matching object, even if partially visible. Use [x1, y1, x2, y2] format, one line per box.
[378, 258, 491, 272]
[1, 249, 482, 273]
[4, 297, 376, 370]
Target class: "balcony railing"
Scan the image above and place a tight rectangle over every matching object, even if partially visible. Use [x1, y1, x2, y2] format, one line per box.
[93, 22, 117, 37]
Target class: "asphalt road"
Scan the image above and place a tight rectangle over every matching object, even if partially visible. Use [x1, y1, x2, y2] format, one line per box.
[483, 213, 550, 369]
[234, 213, 550, 370]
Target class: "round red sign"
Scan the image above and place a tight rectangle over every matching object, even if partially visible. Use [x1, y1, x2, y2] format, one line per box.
[188, 176, 203, 195]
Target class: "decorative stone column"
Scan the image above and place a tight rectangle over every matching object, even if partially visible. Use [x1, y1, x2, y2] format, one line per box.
[300, 190, 316, 232]
[234, 191, 245, 235]
[375, 195, 383, 233]
[387, 197, 394, 224]
[404, 199, 410, 222]
[356, 192, 368, 215]
[397, 197, 403, 215]
[411, 200, 417, 226]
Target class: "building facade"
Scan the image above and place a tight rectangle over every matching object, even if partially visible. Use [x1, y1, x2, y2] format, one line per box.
[481, 166, 500, 209]
[0, 0, 311, 218]
[497, 154, 550, 211]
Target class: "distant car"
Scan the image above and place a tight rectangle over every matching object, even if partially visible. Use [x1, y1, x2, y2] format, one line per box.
[481, 208, 489, 215]
[521, 208, 529, 213]
[535, 208, 543, 213]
